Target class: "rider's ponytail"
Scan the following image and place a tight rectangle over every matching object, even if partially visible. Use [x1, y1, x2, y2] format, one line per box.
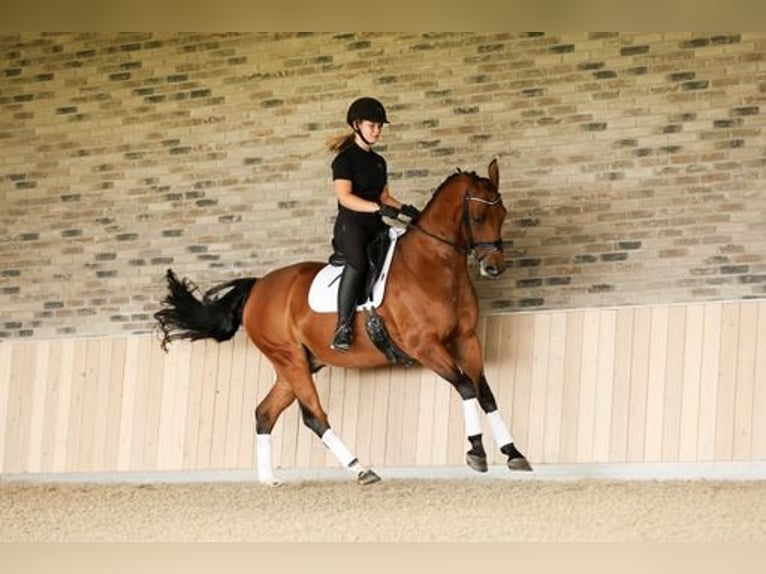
[327, 131, 355, 153]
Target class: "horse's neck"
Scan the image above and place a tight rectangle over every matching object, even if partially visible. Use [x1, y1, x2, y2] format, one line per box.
[396, 221, 469, 284]
[395, 177, 472, 280]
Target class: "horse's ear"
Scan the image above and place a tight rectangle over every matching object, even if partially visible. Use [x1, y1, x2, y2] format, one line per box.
[488, 159, 499, 190]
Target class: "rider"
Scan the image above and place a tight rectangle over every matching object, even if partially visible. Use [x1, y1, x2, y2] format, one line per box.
[327, 96, 420, 352]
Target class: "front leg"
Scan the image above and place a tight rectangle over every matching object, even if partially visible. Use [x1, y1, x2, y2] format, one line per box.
[453, 330, 533, 472]
[476, 375, 532, 471]
[410, 338, 489, 473]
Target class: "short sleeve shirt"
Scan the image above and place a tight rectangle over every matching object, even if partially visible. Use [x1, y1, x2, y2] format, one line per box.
[331, 143, 388, 213]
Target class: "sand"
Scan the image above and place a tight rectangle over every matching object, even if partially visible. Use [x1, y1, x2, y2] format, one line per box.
[2, 477, 765, 541]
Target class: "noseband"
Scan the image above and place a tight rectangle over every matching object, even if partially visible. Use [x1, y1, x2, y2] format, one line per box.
[410, 190, 504, 261]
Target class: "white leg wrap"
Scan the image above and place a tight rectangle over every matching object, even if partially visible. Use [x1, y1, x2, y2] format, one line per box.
[321, 429, 356, 468]
[487, 410, 514, 447]
[463, 398, 483, 437]
[256, 434, 277, 483]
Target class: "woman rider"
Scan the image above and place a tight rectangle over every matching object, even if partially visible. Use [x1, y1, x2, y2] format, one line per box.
[328, 97, 419, 351]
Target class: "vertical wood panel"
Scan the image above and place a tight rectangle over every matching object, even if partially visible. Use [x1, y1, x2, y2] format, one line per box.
[592, 309, 617, 462]
[65, 340, 87, 471]
[627, 308, 651, 462]
[0, 342, 12, 470]
[195, 339, 220, 468]
[2, 300, 765, 475]
[607, 309, 630, 462]
[117, 337, 139, 471]
[715, 303, 739, 460]
[210, 342, 233, 468]
[156, 337, 179, 471]
[644, 306, 668, 461]
[542, 312, 566, 463]
[77, 339, 101, 471]
[39, 340, 63, 472]
[752, 301, 766, 459]
[53, 340, 75, 472]
[415, 367, 437, 465]
[527, 313, 551, 463]
[26, 341, 49, 472]
[6, 344, 34, 472]
[384, 367, 406, 466]
[733, 302, 757, 460]
[576, 310, 600, 462]
[512, 314, 534, 459]
[697, 303, 722, 461]
[93, 339, 114, 471]
[104, 337, 127, 471]
[371, 368, 392, 467]
[559, 311, 583, 463]
[143, 338, 166, 470]
[182, 340, 206, 469]
[1, 342, 26, 472]
[224, 336, 248, 468]
[679, 305, 704, 461]
[399, 366, 421, 466]
[662, 306, 686, 462]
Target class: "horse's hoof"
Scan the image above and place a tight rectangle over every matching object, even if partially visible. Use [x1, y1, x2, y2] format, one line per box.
[357, 470, 382, 485]
[259, 478, 284, 487]
[466, 452, 488, 473]
[508, 457, 533, 471]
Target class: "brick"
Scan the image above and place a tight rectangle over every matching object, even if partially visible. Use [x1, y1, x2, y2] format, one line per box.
[1, 32, 765, 340]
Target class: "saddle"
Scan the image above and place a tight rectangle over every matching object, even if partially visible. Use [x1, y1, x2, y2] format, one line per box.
[308, 227, 405, 314]
[309, 226, 414, 365]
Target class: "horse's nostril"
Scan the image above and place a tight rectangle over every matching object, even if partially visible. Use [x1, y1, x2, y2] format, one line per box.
[480, 263, 503, 278]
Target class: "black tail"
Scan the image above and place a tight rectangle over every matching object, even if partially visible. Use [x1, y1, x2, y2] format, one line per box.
[154, 269, 257, 351]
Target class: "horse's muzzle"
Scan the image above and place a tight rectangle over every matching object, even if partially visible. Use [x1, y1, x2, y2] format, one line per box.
[479, 257, 506, 278]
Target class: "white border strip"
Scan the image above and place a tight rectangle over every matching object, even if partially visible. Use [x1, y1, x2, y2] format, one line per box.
[2, 462, 766, 484]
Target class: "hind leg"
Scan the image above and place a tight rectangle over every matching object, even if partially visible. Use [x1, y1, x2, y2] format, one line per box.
[269, 357, 380, 485]
[292, 375, 381, 485]
[255, 379, 296, 485]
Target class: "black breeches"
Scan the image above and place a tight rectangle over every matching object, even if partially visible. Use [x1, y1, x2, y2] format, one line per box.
[333, 215, 386, 272]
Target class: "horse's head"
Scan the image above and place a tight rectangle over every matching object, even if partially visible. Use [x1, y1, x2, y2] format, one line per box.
[462, 159, 507, 278]
[415, 159, 507, 277]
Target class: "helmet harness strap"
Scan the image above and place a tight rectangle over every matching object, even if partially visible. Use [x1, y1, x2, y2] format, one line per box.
[352, 121, 375, 147]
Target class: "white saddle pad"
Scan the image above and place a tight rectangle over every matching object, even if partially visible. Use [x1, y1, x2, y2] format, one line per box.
[308, 227, 405, 314]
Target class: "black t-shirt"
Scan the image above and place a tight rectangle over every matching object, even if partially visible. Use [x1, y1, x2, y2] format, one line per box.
[331, 143, 388, 217]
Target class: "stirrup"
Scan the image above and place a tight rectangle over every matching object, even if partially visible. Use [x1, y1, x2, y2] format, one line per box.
[331, 324, 353, 352]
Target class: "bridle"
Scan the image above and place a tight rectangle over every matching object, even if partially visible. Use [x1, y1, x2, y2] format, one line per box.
[408, 190, 505, 261]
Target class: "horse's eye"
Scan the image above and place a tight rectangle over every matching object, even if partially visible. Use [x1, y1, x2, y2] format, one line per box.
[472, 214, 484, 224]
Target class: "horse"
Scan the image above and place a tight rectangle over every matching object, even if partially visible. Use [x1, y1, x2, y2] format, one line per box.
[154, 159, 531, 485]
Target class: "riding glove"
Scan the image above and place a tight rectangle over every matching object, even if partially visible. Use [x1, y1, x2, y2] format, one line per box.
[400, 204, 421, 220]
[378, 203, 400, 219]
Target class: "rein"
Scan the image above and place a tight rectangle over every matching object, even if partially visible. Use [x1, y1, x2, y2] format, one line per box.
[408, 191, 504, 260]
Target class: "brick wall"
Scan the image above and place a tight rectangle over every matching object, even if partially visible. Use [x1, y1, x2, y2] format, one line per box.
[1, 32, 765, 340]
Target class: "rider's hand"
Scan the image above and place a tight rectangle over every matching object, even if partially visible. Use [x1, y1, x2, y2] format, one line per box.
[378, 203, 400, 219]
[400, 204, 421, 220]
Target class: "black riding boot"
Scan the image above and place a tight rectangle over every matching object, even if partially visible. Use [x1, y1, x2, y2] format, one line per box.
[331, 265, 365, 352]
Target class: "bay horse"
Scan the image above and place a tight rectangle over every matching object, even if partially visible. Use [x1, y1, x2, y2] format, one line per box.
[155, 159, 531, 485]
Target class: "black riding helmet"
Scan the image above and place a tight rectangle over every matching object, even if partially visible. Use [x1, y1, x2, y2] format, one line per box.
[346, 97, 389, 127]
